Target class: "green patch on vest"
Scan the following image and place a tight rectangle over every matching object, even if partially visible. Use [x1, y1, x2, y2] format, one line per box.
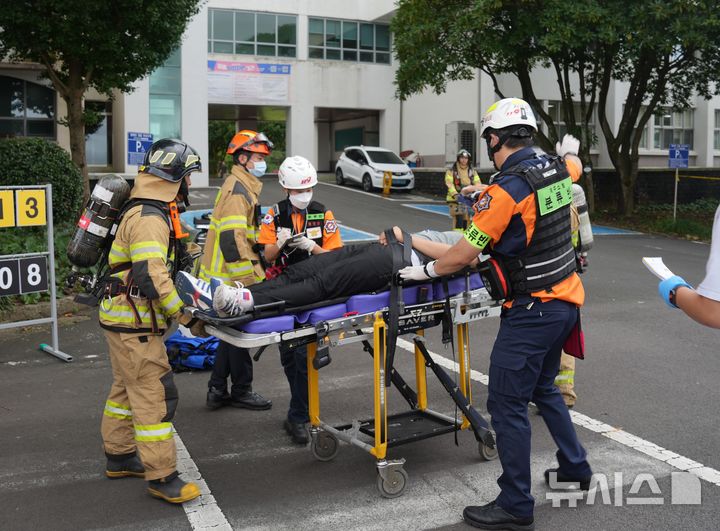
[464, 225, 491, 249]
[537, 177, 573, 216]
[306, 213, 325, 221]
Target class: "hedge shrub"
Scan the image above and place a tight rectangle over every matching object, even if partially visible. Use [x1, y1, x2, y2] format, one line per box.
[0, 137, 83, 224]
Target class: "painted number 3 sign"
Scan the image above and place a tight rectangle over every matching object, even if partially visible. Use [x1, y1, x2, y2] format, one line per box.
[0, 189, 47, 227]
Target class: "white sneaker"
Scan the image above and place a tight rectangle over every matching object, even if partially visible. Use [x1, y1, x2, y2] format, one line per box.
[213, 282, 254, 317]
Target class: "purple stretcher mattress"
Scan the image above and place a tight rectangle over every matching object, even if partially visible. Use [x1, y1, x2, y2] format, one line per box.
[238, 277, 480, 334]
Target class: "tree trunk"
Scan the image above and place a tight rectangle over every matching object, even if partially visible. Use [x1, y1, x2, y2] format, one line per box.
[65, 90, 89, 200]
[617, 152, 635, 215]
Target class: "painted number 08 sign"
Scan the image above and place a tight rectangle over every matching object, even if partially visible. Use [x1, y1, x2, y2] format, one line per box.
[0, 256, 49, 296]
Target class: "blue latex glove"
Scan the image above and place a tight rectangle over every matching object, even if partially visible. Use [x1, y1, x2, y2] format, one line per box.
[658, 275, 692, 308]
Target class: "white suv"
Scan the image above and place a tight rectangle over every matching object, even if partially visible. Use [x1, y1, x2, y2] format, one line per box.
[335, 146, 414, 192]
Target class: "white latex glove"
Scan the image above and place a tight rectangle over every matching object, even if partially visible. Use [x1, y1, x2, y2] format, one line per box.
[555, 134, 580, 157]
[399, 261, 438, 281]
[288, 235, 316, 252]
[276, 228, 292, 249]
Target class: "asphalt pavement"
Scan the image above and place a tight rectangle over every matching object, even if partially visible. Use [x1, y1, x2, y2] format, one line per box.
[1, 176, 718, 530]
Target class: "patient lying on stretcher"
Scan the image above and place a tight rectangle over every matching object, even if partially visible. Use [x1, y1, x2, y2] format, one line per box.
[177, 228, 473, 317]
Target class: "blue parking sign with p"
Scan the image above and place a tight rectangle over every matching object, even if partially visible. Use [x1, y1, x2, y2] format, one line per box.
[128, 132, 154, 166]
[668, 144, 689, 169]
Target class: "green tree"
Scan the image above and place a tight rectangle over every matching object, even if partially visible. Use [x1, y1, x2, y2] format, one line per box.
[0, 0, 201, 198]
[393, 0, 720, 215]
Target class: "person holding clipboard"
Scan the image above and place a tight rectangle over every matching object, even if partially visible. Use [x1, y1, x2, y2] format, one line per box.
[257, 156, 343, 444]
[656, 204, 720, 328]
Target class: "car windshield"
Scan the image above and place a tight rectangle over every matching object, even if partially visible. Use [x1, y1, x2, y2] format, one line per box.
[365, 150, 403, 164]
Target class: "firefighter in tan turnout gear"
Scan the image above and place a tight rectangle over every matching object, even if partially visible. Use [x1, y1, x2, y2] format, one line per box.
[200, 130, 275, 410]
[99, 139, 206, 504]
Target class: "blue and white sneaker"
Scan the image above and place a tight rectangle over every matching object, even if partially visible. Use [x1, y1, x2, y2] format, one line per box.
[176, 271, 214, 311]
[212, 281, 255, 317]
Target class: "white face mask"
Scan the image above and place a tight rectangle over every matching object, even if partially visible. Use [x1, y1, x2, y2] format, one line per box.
[249, 160, 267, 177]
[289, 191, 313, 210]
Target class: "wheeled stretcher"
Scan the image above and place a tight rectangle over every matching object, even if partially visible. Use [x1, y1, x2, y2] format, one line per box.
[189, 272, 502, 498]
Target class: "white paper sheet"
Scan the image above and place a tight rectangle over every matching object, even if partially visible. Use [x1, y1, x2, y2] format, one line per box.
[642, 257, 676, 280]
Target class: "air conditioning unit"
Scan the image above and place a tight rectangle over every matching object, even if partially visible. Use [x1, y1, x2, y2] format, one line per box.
[445, 121, 476, 165]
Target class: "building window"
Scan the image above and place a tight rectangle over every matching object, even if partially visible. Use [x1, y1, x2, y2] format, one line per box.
[149, 49, 181, 140]
[653, 108, 694, 149]
[714, 110, 720, 150]
[0, 76, 55, 138]
[309, 18, 391, 64]
[85, 101, 112, 167]
[546, 101, 594, 140]
[208, 9, 297, 58]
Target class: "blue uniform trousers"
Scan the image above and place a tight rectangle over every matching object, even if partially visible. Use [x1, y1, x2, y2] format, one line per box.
[280, 343, 309, 424]
[487, 296, 592, 518]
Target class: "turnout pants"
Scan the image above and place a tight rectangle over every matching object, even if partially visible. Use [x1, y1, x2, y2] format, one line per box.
[555, 353, 577, 406]
[487, 297, 592, 518]
[448, 202, 470, 231]
[249, 243, 394, 307]
[208, 340, 254, 397]
[101, 331, 178, 481]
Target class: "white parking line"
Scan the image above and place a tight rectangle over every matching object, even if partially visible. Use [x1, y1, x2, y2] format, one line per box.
[174, 431, 233, 531]
[318, 181, 436, 202]
[394, 337, 720, 487]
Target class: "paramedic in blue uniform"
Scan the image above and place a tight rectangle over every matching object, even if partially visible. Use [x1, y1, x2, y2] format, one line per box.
[257, 156, 343, 444]
[400, 98, 593, 530]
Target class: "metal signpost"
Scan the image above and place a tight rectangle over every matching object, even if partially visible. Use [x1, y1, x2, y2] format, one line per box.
[668, 144, 689, 222]
[0, 184, 72, 362]
[127, 132, 154, 166]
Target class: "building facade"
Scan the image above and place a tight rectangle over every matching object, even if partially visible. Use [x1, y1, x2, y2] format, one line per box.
[2, 0, 720, 187]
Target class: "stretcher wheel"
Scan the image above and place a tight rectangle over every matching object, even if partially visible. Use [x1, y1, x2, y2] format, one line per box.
[376, 467, 408, 498]
[479, 440, 498, 461]
[311, 431, 339, 462]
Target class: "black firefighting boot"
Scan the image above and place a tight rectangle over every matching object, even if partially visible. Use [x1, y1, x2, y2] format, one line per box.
[147, 471, 201, 503]
[105, 451, 145, 479]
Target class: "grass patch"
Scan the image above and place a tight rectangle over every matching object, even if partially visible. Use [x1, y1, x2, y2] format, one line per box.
[593, 198, 716, 241]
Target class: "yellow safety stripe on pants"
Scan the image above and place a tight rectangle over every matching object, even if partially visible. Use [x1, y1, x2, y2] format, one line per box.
[104, 400, 132, 420]
[99, 305, 167, 328]
[555, 370, 575, 385]
[134, 422, 174, 442]
[159, 291, 183, 315]
[129, 241, 168, 262]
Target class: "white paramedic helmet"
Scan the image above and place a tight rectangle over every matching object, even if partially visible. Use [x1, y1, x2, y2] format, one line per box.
[278, 156, 318, 189]
[479, 98, 538, 137]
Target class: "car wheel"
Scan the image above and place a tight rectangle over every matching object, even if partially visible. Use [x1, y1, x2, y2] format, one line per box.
[335, 168, 345, 185]
[362, 174, 374, 193]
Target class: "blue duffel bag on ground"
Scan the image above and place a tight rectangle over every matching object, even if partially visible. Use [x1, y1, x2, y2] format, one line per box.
[164, 330, 219, 371]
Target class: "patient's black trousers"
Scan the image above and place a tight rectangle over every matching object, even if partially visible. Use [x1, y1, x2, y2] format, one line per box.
[250, 243, 394, 307]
